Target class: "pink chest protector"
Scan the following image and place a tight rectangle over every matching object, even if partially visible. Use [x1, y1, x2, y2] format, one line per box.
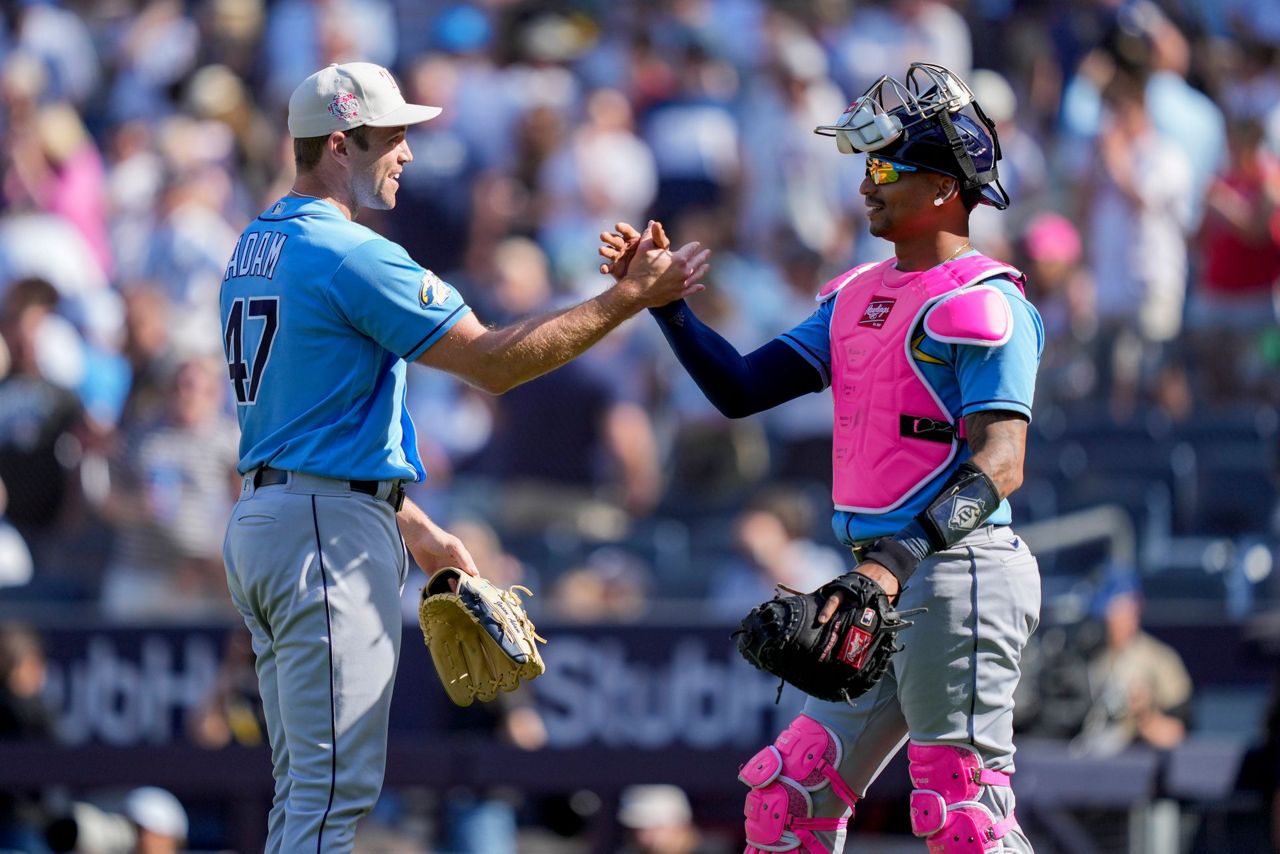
[822, 255, 1024, 514]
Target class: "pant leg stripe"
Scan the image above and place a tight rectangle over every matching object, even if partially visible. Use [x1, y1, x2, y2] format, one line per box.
[311, 495, 339, 853]
[966, 545, 979, 743]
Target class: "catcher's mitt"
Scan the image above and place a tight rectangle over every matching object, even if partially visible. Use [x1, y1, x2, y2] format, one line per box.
[734, 572, 922, 704]
[419, 567, 546, 707]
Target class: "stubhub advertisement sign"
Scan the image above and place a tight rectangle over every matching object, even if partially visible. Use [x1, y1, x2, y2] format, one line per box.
[35, 621, 804, 749]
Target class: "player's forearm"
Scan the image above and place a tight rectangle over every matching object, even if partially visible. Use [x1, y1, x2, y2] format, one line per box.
[651, 301, 820, 417]
[963, 410, 1027, 498]
[396, 496, 437, 545]
[470, 282, 644, 393]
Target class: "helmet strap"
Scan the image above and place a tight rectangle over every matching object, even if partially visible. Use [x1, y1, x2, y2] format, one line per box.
[934, 107, 1009, 208]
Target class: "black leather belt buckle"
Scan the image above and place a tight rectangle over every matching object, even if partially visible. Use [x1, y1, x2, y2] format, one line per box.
[254, 467, 288, 488]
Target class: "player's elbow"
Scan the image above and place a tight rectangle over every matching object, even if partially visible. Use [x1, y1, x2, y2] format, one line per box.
[474, 371, 517, 396]
[706, 390, 762, 420]
[998, 464, 1024, 499]
[715, 399, 756, 419]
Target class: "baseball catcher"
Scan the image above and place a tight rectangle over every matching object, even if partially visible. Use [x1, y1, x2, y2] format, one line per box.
[419, 567, 546, 707]
[736, 573, 920, 704]
[600, 61, 1041, 853]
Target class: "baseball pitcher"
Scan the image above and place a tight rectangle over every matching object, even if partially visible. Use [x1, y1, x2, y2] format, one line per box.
[220, 62, 708, 852]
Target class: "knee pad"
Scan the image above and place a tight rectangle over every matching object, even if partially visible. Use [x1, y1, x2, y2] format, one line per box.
[738, 715, 860, 853]
[907, 742, 1020, 853]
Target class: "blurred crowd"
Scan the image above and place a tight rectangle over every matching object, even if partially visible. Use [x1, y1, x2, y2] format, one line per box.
[0, 0, 1274, 642]
[0, 2, 1270, 847]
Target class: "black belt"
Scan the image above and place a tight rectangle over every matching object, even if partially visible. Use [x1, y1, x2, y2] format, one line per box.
[253, 467, 405, 511]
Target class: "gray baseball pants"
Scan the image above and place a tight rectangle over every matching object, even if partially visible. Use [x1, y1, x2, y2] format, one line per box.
[223, 471, 407, 853]
[805, 525, 1040, 852]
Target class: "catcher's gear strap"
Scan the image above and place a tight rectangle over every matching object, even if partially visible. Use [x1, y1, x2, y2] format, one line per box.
[740, 716, 862, 811]
[862, 462, 1000, 586]
[908, 743, 1019, 852]
[740, 718, 857, 853]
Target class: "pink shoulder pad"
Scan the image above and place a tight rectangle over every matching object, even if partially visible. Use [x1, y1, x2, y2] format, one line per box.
[815, 262, 878, 304]
[923, 285, 1013, 346]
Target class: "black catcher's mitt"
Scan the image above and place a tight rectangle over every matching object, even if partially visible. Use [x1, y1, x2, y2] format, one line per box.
[735, 572, 921, 703]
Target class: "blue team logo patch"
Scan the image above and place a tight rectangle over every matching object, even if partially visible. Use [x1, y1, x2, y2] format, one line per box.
[419, 271, 451, 308]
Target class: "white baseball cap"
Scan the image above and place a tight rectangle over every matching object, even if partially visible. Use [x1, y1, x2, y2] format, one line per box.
[288, 62, 442, 138]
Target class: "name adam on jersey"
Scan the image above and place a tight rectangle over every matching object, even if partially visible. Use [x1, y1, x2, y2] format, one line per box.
[224, 231, 289, 282]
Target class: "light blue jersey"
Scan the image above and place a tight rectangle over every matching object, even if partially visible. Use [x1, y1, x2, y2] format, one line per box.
[219, 195, 471, 482]
[776, 268, 1044, 546]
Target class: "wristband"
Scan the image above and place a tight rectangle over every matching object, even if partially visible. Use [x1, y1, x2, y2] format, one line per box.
[860, 462, 1001, 586]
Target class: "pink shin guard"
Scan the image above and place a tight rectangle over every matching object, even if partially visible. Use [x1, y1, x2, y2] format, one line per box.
[739, 716, 860, 853]
[907, 743, 1020, 853]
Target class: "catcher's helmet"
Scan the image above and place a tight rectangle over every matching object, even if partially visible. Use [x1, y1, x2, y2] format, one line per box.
[815, 63, 1010, 210]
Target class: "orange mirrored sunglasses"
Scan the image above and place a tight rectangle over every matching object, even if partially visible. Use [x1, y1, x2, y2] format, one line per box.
[865, 157, 919, 185]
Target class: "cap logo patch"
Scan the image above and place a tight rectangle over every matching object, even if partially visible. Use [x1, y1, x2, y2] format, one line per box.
[420, 271, 451, 307]
[328, 91, 360, 122]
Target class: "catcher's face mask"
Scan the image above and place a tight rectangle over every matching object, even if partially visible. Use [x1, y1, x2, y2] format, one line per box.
[815, 63, 1010, 210]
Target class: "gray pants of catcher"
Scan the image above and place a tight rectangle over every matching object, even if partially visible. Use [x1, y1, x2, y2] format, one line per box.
[223, 472, 408, 853]
[806, 525, 1040, 853]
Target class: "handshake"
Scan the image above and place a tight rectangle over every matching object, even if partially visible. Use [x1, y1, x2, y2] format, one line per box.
[596, 220, 711, 310]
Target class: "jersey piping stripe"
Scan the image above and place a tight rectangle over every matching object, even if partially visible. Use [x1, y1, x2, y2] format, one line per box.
[311, 496, 340, 852]
[962, 399, 1029, 409]
[780, 333, 831, 385]
[965, 545, 979, 743]
[402, 305, 465, 360]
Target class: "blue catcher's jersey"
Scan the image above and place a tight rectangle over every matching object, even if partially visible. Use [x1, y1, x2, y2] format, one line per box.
[219, 195, 471, 482]
[776, 266, 1044, 546]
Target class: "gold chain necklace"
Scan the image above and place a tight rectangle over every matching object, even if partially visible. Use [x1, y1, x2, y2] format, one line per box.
[941, 242, 973, 264]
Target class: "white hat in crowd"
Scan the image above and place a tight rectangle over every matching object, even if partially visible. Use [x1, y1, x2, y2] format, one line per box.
[617, 784, 693, 829]
[123, 786, 189, 840]
[287, 62, 442, 138]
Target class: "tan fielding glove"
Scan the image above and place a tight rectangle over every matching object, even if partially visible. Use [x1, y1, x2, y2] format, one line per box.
[419, 567, 546, 707]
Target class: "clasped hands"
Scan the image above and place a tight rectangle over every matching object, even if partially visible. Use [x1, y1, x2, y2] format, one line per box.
[597, 220, 710, 308]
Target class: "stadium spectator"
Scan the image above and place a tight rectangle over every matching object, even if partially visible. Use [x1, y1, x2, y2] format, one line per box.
[548, 547, 653, 623]
[1191, 116, 1280, 402]
[121, 787, 188, 854]
[187, 627, 266, 750]
[467, 238, 662, 540]
[1073, 574, 1193, 756]
[1016, 212, 1098, 406]
[0, 622, 56, 853]
[706, 486, 845, 619]
[0, 278, 89, 582]
[617, 784, 723, 854]
[1080, 66, 1193, 416]
[97, 354, 239, 621]
[383, 54, 485, 280]
[0, 476, 33, 590]
[2, 103, 111, 280]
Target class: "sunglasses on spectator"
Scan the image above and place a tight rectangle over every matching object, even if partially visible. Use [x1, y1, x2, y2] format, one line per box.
[865, 158, 919, 185]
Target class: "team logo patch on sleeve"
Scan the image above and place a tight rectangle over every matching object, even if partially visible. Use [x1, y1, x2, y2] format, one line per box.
[859, 297, 895, 328]
[420, 271, 451, 307]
